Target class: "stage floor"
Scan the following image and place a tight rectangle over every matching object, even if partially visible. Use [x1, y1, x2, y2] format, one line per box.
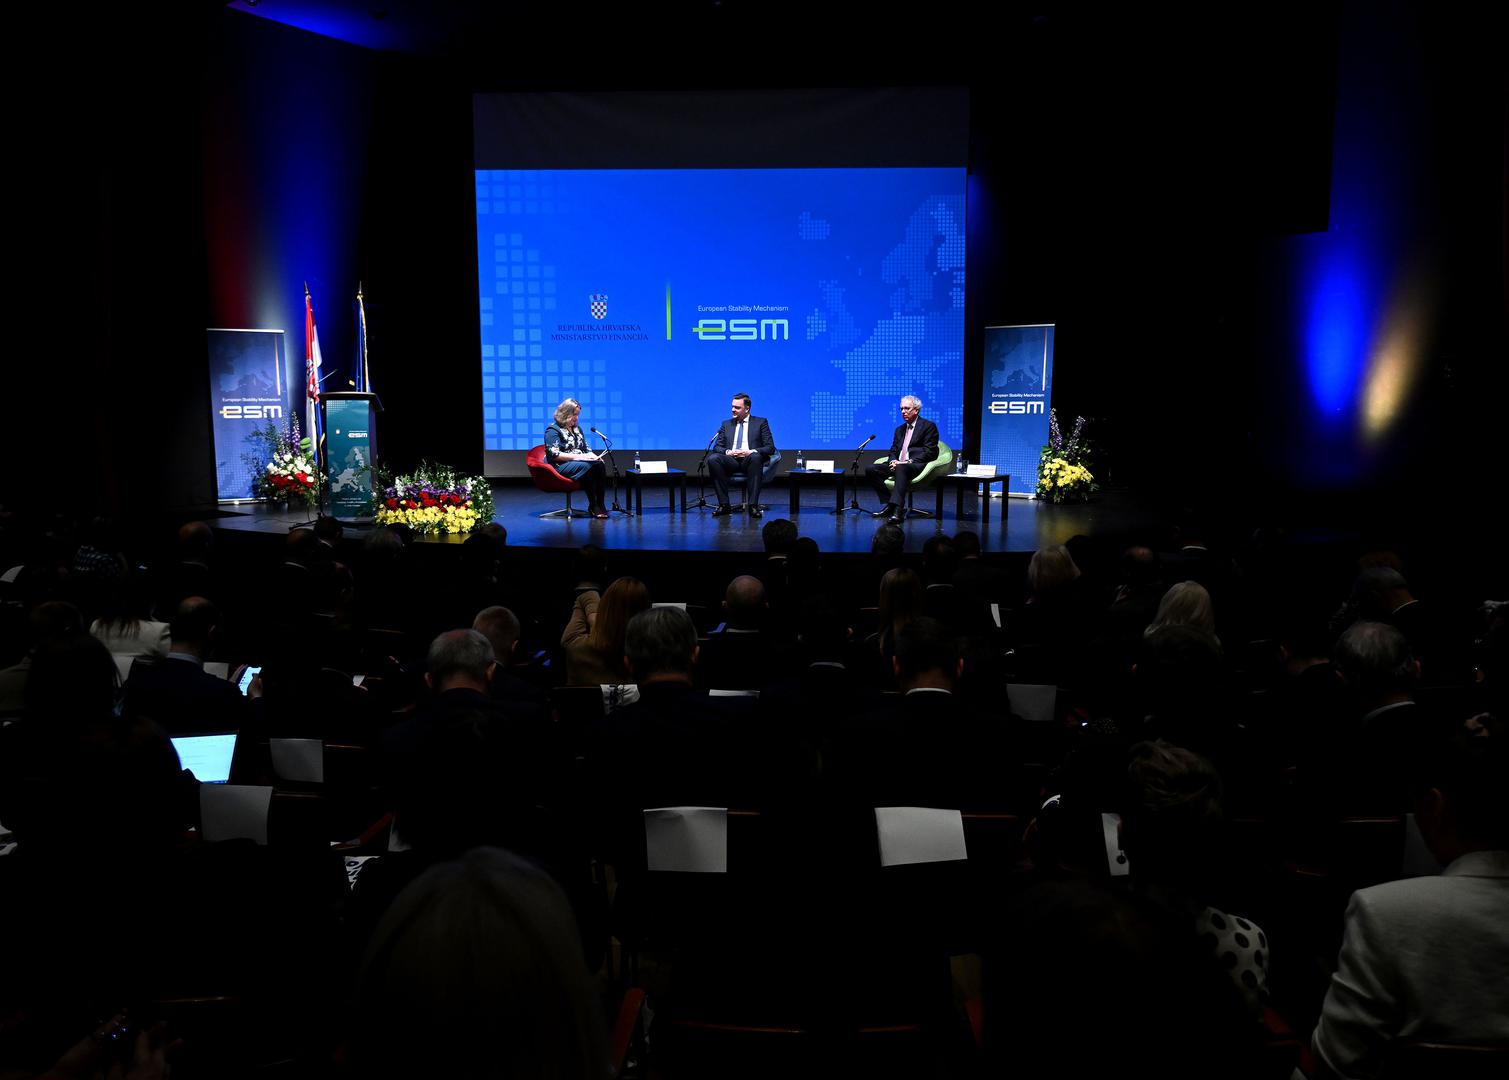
[213, 482, 1173, 554]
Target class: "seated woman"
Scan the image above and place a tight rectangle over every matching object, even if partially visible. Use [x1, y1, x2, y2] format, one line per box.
[543, 397, 608, 519]
[561, 576, 650, 686]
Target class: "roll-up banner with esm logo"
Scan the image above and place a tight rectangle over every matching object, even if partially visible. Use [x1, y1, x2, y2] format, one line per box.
[208, 329, 292, 501]
[978, 324, 1054, 496]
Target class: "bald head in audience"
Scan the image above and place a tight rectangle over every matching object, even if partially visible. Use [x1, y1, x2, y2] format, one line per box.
[722, 575, 767, 630]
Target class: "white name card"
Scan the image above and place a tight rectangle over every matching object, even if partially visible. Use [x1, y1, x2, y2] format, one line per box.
[270, 738, 324, 784]
[201, 784, 273, 845]
[645, 806, 729, 873]
[875, 806, 968, 867]
[965, 464, 998, 478]
[1102, 812, 1131, 876]
[637, 460, 668, 474]
[804, 460, 836, 473]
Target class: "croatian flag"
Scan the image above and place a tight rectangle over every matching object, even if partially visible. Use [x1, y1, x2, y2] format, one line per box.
[304, 287, 324, 458]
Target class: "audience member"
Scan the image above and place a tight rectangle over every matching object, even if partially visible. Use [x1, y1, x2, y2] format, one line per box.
[90, 571, 170, 682]
[350, 847, 607, 1080]
[122, 596, 248, 736]
[1331, 620, 1441, 811]
[985, 879, 1266, 1080]
[561, 575, 651, 686]
[1120, 740, 1270, 1010]
[1146, 579, 1219, 641]
[1309, 731, 1509, 1079]
[698, 575, 783, 690]
[473, 604, 547, 705]
[584, 607, 744, 857]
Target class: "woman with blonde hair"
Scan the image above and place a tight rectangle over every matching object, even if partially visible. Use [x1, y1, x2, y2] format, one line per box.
[1146, 580, 1219, 643]
[562, 576, 651, 685]
[543, 397, 608, 519]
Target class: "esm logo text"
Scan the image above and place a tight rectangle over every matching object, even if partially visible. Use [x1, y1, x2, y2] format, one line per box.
[988, 401, 1044, 415]
[691, 318, 790, 342]
[219, 405, 283, 420]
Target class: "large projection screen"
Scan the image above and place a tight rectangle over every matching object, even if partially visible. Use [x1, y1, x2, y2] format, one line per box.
[474, 90, 969, 476]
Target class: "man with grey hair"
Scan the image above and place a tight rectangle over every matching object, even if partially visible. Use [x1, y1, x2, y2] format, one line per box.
[1333, 620, 1443, 811]
[865, 394, 939, 525]
[383, 628, 563, 834]
[586, 608, 746, 847]
[624, 606, 700, 684]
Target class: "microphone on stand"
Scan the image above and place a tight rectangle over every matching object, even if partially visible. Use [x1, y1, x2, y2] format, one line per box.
[835, 435, 879, 515]
[587, 428, 629, 515]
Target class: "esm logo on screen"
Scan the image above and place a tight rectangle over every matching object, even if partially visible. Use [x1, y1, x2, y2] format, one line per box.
[219, 405, 283, 420]
[691, 318, 790, 342]
[988, 400, 1045, 415]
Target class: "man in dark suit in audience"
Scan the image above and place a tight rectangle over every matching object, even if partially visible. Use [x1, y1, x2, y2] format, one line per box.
[584, 608, 745, 852]
[123, 596, 247, 735]
[697, 575, 788, 691]
[472, 604, 548, 706]
[866, 395, 939, 525]
[383, 629, 563, 822]
[1332, 620, 1451, 812]
[708, 392, 776, 519]
[830, 617, 1004, 810]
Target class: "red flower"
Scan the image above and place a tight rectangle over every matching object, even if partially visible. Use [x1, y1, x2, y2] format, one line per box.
[385, 498, 398, 509]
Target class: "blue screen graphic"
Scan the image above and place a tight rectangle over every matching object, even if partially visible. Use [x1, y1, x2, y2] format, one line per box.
[475, 168, 966, 452]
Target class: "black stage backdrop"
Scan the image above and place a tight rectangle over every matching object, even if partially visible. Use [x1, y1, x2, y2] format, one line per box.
[9, 2, 1505, 525]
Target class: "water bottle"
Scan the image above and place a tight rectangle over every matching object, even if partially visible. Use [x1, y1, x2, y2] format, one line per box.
[796, 450, 806, 470]
[633, 450, 642, 470]
[957, 454, 967, 474]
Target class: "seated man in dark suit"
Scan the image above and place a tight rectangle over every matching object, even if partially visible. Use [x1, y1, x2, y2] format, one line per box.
[472, 604, 548, 706]
[122, 596, 247, 736]
[697, 575, 789, 691]
[361, 629, 593, 968]
[583, 608, 745, 858]
[382, 629, 564, 825]
[707, 391, 776, 519]
[1331, 620, 1453, 813]
[865, 395, 939, 525]
[829, 616, 1005, 810]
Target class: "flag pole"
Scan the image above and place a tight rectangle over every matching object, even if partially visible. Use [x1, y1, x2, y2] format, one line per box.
[356, 282, 371, 394]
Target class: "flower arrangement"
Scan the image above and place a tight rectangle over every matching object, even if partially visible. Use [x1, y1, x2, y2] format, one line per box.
[1037, 410, 1100, 503]
[374, 462, 495, 535]
[243, 417, 322, 507]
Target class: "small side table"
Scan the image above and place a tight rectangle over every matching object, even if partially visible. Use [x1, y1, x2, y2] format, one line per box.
[786, 469, 847, 515]
[626, 468, 687, 516]
[934, 472, 1012, 525]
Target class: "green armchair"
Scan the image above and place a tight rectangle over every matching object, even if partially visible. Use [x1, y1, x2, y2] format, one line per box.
[875, 440, 954, 518]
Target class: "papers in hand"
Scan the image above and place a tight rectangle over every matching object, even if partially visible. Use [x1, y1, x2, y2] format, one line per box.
[645, 806, 728, 873]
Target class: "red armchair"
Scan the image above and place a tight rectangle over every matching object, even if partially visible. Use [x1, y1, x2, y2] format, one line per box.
[527, 445, 587, 519]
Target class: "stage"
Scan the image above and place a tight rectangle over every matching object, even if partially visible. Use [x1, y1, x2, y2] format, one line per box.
[212, 481, 1178, 555]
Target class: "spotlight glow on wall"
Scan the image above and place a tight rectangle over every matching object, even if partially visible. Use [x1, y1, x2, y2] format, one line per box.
[1362, 269, 1430, 443]
[1303, 247, 1373, 427]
